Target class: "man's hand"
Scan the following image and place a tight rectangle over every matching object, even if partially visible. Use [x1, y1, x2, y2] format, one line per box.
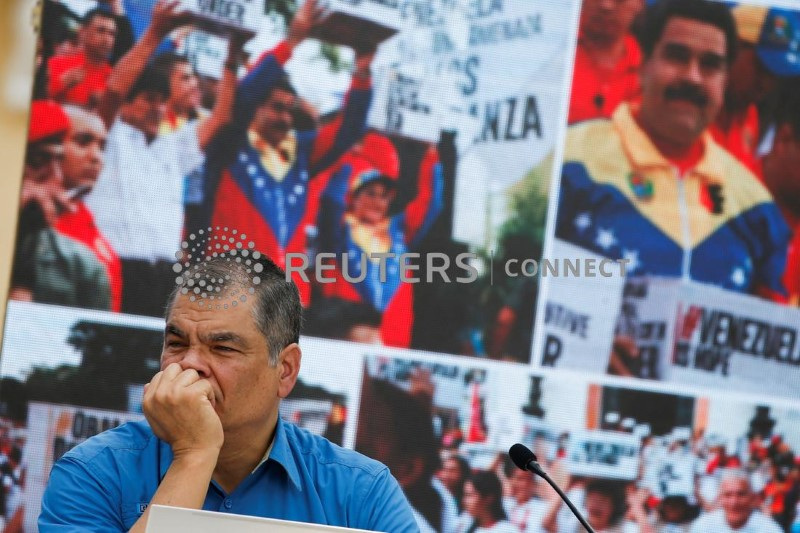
[147, 0, 192, 43]
[20, 176, 73, 226]
[59, 66, 86, 91]
[143, 363, 224, 459]
[287, 0, 325, 50]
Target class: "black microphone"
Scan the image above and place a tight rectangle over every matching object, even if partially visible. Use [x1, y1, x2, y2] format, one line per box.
[509, 443, 596, 533]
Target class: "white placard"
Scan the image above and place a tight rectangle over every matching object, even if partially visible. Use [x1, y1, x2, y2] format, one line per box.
[184, 30, 230, 79]
[538, 239, 626, 373]
[367, 62, 444, 142]
[615, 277, 682, 380]
[567, 429, 641, 480]
[319, 0, 404, 30]
[666, 281, 800, 399]
[179, 0, 264, 36]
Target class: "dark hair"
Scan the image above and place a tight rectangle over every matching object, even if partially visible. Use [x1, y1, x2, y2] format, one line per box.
[467, 470, 507, 523]
[164, 252, 302, 365]
[355, 378, 442, 530]
[768, 78, 800, 140]
[83, 7, 116, 27]
[263, 76, 298, 103]
[127, 67, 170, 102]
[304, 297, 381, 339]
[585, 479, 628, 526]
[639, 0, 738, 65]
[152, 52, 193, 82]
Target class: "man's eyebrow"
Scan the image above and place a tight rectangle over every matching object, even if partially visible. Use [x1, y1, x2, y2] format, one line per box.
[201, 331, 247, 345]
[164, 324, 186, 338]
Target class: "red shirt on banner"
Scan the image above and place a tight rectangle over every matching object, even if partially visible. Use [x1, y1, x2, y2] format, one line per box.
[569, 34, 642, 124]
[710, 104, 763, 179]
[48, 52, 111, 107]
[784, 216, 800, 306]
[56, 202, 122, 312]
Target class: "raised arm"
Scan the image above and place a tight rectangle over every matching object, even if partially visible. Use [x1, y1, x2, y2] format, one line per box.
[309, 49, 375, 174]
[404, 145, 444, 247]
[227, 0, 324, 136]
[128, 363, 223, 533]
[97, 0, 190, 128]
[196, 33, 251, 151]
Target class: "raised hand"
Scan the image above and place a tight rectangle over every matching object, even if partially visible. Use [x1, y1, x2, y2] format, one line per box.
[148, 0, 193, 42]
[143, 362, 224, 459]
[287, 0, 326, 50]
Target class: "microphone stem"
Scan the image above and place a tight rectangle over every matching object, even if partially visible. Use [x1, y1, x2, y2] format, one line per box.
[534, 466, 597, 533]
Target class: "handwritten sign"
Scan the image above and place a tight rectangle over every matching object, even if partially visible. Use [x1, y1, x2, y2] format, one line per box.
[368, 62, 444, 142]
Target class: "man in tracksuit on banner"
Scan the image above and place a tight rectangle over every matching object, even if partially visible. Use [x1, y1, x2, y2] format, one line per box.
[203, 0, 374, 305]
[317, 133, 444, 347]
[556, 0, 790, 299]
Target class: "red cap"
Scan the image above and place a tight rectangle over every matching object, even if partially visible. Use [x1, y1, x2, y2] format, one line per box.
[353, 132, 399, 179]
[28, 100, 70, 143]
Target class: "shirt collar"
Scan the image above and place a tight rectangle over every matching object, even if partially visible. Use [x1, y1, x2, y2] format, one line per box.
[157, 417, 302, 492]
[612, 102, 726, 183]
[267, 417, 303, 491]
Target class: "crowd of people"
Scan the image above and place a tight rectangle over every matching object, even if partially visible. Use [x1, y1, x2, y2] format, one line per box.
[357, 367, 800, 533]
[0, 421, 25, 532]
[16, 0, 444, 349]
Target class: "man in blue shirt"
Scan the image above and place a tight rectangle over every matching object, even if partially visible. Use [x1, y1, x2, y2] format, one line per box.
[38, 243, 418, 531]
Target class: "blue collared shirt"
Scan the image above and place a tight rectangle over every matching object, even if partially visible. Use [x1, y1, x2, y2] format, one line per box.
[39, 417, 418, 532]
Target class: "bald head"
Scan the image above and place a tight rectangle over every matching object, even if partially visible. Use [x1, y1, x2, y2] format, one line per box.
[62, 105, 107, 191]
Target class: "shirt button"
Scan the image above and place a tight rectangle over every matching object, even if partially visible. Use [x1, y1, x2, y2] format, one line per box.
[224, 499, 233, 510]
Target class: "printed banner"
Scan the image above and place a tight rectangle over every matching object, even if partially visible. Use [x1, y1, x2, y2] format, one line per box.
[538, 239, 626, 373]
[23, 403, 142, 531]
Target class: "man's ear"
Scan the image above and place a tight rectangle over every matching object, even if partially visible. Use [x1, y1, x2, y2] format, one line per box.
[277, 343, 301, 398]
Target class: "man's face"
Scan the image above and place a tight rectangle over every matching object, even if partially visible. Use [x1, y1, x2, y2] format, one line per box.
[726, 43, 777, 109]
[62, 112, 106, 191]
[581, 0, 643, 43]
[25, 140, 64, 185]
[81, 16, 116, 61]
[639, 17, 728, 147]
[169, 62, 202, 113]
[719, 478, 754, 529]
[161, 291, 297, 434]
[123, 91, 167, 139]
[351, 182, 394, 225]
[254, 89, 296, 146]
[585, 491, 614, 529]
[509, 468, 537, 504]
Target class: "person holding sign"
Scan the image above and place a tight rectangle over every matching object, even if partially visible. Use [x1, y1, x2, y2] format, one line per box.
[315, 136, 444, 348]
[39, 254, 418, 532]
[202, 0, 376, 307]
[84, 0, 247, 317]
